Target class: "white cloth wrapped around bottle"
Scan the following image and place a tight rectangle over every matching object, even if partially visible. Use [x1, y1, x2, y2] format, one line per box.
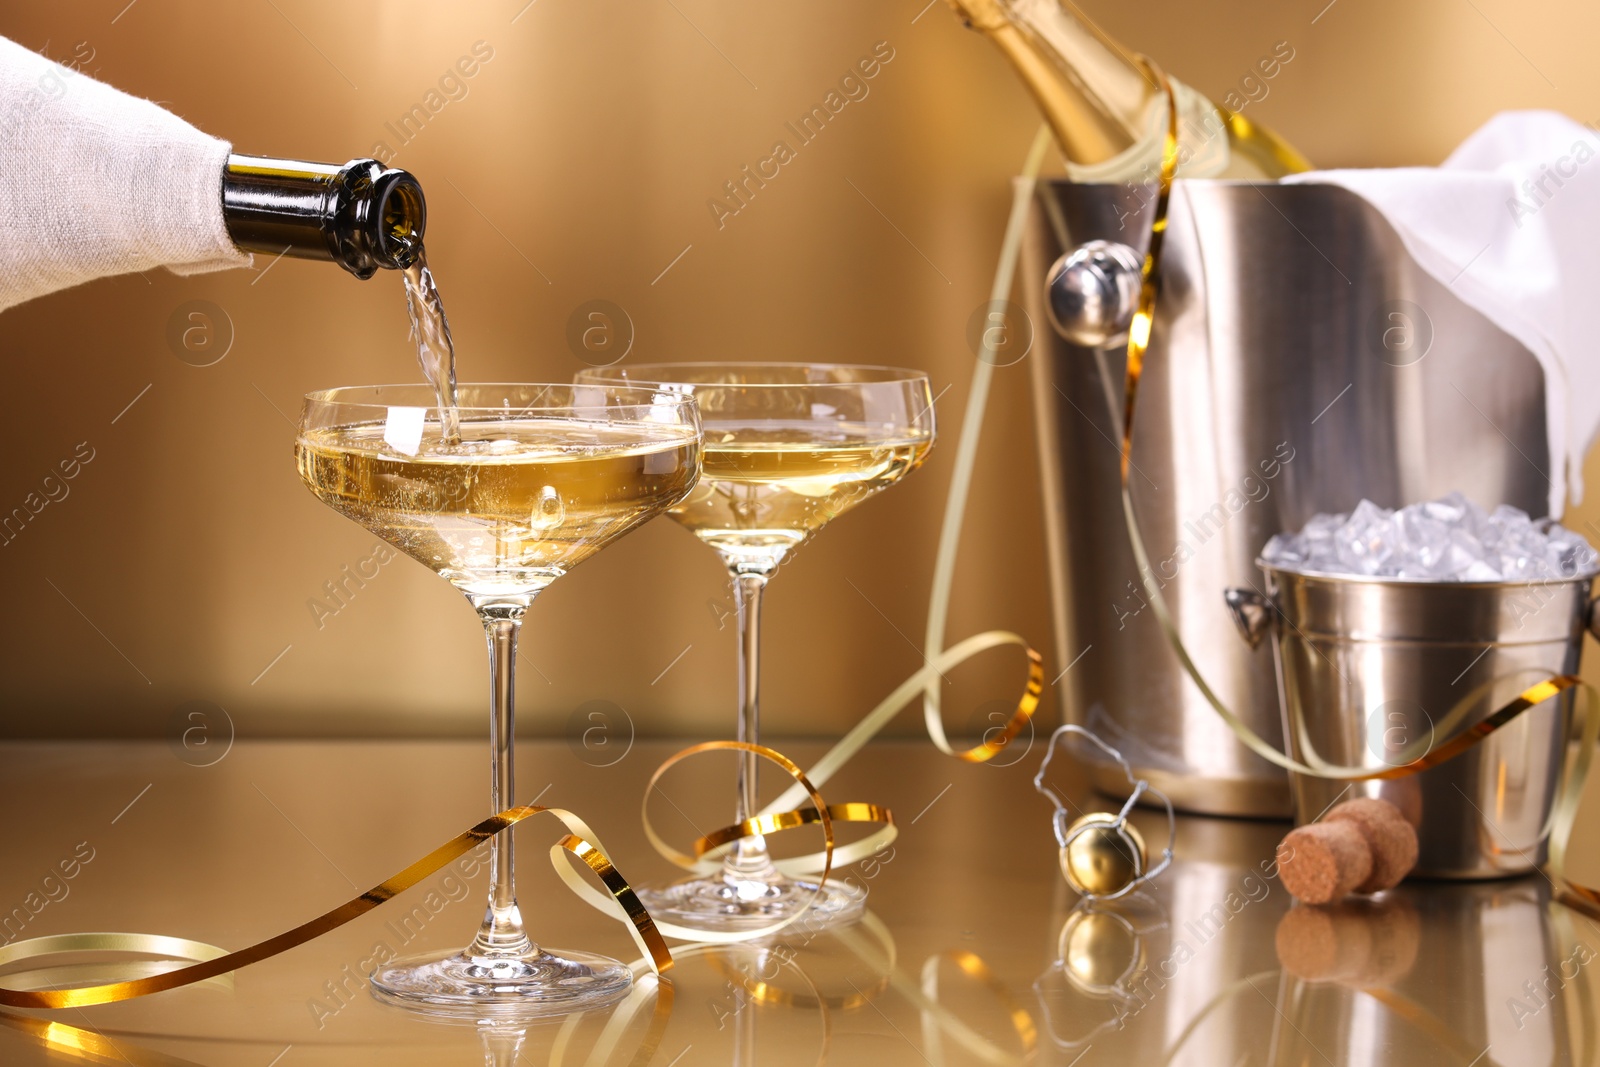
[1285, 112, 1600, 518]
[0, 34, 249, 314]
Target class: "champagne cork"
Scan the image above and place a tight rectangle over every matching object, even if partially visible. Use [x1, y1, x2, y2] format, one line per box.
[1325, 797, 1418, 893]
[1276, 797, 1418, 905]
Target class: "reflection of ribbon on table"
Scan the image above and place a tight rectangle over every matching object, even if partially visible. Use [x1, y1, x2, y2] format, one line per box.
[0, 804, 676, 1063]
[830, 919, 1037, 1067]
[685, 913, 899, 1065]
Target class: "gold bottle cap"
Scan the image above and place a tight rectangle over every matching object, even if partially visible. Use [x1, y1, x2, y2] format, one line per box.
[1059, 812, 1146, 897]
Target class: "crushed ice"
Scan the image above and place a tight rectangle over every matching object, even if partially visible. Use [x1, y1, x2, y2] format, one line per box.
[1260, 492, 1597, 581]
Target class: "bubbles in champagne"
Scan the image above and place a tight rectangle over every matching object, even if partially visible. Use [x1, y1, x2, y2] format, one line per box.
[295, 419, 699, 596]
[530, 485, 565, 531]
[672, 421, 932, 565]
[730, 495, 767, 528]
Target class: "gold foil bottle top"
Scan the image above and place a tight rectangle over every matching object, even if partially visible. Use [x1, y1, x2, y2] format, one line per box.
[1060, 812, 1146, 897]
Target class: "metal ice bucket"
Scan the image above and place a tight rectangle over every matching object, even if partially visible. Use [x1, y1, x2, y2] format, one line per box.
[1227, 565, 1596, 878]
[1021, 181, 1552, 817]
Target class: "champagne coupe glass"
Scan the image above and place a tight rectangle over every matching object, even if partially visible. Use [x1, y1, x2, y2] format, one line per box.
[575, 363, 935, 931]
[296, 383, 701, 1012]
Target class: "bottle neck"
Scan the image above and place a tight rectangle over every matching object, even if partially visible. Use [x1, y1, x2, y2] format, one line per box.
[947, 0, 1311, 179]
[951, 0, 1152, 166]
[221, 155, 426, 278]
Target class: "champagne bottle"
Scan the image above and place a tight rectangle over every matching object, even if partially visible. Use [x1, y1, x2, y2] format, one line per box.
[944, 0, 1311, 180]
[222, 156, 427, 278]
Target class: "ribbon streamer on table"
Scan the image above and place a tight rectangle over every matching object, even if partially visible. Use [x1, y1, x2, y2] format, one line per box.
[639, 741, 854, 946]
[1089, 58, 1600, 908]
[672, 634, 1044, 888]
[729, 129, 1054, 842]
[653, 134, 1055, 883]
[0, 804, 671, 1012]
[0, 805, 678, 1065]
[0, 743, 846, 1064]
[645, 136, 1053, 884]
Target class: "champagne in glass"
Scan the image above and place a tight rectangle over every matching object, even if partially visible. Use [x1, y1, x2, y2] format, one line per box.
[297, 383, 701, 1012]
[576, 363, 935, 931]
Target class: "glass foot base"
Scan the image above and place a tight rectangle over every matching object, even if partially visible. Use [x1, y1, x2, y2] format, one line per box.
[370, 946, 632, 1016]
[639, 873, 867, 934]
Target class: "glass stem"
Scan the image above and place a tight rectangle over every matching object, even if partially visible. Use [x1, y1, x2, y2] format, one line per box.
[469, 600, 535, 959]
[726, 568, 778, 882]
[479, 1022, 527, 1067]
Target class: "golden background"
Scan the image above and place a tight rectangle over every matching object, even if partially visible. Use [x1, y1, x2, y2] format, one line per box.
[2, 0, 1598, 740]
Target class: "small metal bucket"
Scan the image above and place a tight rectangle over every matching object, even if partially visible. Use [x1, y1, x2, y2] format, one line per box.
[1227, 565, 1598, 878]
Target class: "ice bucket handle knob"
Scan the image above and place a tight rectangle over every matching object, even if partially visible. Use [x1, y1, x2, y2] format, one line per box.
[1044, 240, 1143, 348]
[1224, 588, 1274, 650]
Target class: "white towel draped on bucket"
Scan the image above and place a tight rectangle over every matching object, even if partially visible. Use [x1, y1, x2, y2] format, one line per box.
[0, 34, 249, 314]
[1286, 111, 1600, 518]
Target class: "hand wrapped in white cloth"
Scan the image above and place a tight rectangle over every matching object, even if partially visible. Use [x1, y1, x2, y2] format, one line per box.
[0, 34, 249, 314]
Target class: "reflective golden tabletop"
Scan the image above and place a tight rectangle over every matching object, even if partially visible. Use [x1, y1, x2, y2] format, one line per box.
[1, 739, 1597, 1066]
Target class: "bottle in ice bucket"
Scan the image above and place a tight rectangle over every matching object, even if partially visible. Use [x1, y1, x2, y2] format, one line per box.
[943, 0, 1311, 180]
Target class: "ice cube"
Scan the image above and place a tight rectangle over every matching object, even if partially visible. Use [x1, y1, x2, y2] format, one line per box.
[1261, 532, 1305, 564]
[1420, 495, 1466, 525]
[1257, 493, 1596, 584]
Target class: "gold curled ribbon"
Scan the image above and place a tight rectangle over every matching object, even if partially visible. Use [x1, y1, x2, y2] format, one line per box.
[641, 741, 843, 945]
[695, 802, 892, 860]
[0, 804, 670, 1014]
[1096, 58, 1600, 905]
[918, 121, 1054, 765]
[1117, 56, 1180, 484]
[646, 634, 1043, 897]
[758, 633, 1043, 834]
[639, 131, 1052, 927]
